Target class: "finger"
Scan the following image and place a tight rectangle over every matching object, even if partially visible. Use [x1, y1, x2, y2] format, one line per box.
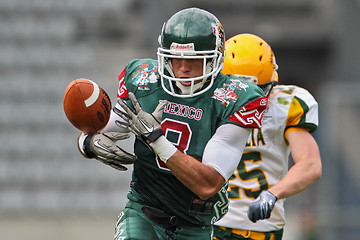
[113, 102, 132, 120]
[108, 153, 137, 164]
[97, 150, 136, 164]
[264, 206, 271, 219]
[154, 100, 168, 113]
[98, 150, 136, 164]
[248, 212, 257, 223]
[117, 99, 138, 121]
[152, 100, 168, 120]
[115, 120, 140, 136]
[112, 164, 128, 171]
[103, 132, 131, 141]
[115, 120, 131, 129]
[103, 160, 128, 171]
[128, 92, 143, 112]
[113, 147, 137, 161]
[105, 143, 136, 159]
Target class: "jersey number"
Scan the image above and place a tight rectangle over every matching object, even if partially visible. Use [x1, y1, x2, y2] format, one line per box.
[228, 151, 269, 199]
[156, 118, 192, 170]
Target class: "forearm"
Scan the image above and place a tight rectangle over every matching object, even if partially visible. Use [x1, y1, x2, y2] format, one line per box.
[148, 136, 224, 200]
[269, 130, 322, 199]
[149, 124, 250, 200]
[268, 158, 321, 199]
[166, 150, 225, 200]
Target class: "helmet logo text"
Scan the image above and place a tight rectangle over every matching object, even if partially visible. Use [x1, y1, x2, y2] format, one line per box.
[170, 43, 195, 54]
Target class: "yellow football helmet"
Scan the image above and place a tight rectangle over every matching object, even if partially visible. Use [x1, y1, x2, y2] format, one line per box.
[222, 33, 278, 95]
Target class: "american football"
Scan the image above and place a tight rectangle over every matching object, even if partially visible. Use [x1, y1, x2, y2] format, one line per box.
[63, 78, 111, 134]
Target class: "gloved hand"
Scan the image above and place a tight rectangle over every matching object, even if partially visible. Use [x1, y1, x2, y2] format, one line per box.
[78, 131, 137, 171]
[113, 92, 167, 143]
[247, 190, 277, 223]
[113, 92, 176, 163]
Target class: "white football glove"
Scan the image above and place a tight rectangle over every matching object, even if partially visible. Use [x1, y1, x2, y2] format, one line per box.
[113, 92, 177, 163]
[113, 92, 167, 143]
[78, 131, 137, 171]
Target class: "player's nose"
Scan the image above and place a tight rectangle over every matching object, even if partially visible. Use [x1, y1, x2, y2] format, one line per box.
[178, 59, 192, 72]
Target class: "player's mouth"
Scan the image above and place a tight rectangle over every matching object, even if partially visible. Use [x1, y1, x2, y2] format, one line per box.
[177, 76, 192, 86]
[180, 80, 203, 86]
[180, 81, 192, 86]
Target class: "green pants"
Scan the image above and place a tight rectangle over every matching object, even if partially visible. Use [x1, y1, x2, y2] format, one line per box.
[114, 201, 213, 240]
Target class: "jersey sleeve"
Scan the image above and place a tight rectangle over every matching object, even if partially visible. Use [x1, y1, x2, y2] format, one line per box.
[117, 67, 128, 99]
[213, 76, 268, 129]
[227, 95, 267, 128]
[285, 87, 318, 134]
[117, 59, 159, 101]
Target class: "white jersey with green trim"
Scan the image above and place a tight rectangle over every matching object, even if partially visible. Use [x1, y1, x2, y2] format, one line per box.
[215, 85, 318, 231]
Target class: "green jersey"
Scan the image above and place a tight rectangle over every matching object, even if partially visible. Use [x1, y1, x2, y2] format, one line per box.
[117, 58, 266, 226]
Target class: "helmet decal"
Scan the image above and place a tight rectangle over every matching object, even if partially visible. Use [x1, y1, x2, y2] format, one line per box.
[211, 20, 225, 53]
[170, 43, 195, 53]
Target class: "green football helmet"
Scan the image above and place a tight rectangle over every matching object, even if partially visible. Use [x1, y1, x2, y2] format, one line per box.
[157, 8, 225, 98]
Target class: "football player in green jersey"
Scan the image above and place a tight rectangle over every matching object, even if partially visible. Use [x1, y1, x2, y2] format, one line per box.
[213, 34, 322, 240]
[77, 9, 267, 240]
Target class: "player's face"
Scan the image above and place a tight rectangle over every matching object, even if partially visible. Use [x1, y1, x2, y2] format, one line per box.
[171, 58, 204, 86]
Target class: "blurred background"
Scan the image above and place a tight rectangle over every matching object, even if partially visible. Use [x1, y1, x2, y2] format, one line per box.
[1, 0, 359, 239]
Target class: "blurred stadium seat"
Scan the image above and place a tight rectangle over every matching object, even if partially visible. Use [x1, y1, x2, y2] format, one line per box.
[1, 1, 360, 240]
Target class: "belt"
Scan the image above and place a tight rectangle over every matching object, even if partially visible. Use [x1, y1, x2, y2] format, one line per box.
[218, 226, 282, 240]
[142, 206, 201, 228]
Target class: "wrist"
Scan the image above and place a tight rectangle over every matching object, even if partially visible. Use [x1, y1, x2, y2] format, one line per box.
[265, 190, 278, 202]
[145, 128, 163, 143]
[78, 132, 96, 158]
[149, 135, 177, 163]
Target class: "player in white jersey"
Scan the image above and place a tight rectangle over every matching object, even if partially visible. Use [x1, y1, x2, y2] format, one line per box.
[213, 33, 322, 240]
